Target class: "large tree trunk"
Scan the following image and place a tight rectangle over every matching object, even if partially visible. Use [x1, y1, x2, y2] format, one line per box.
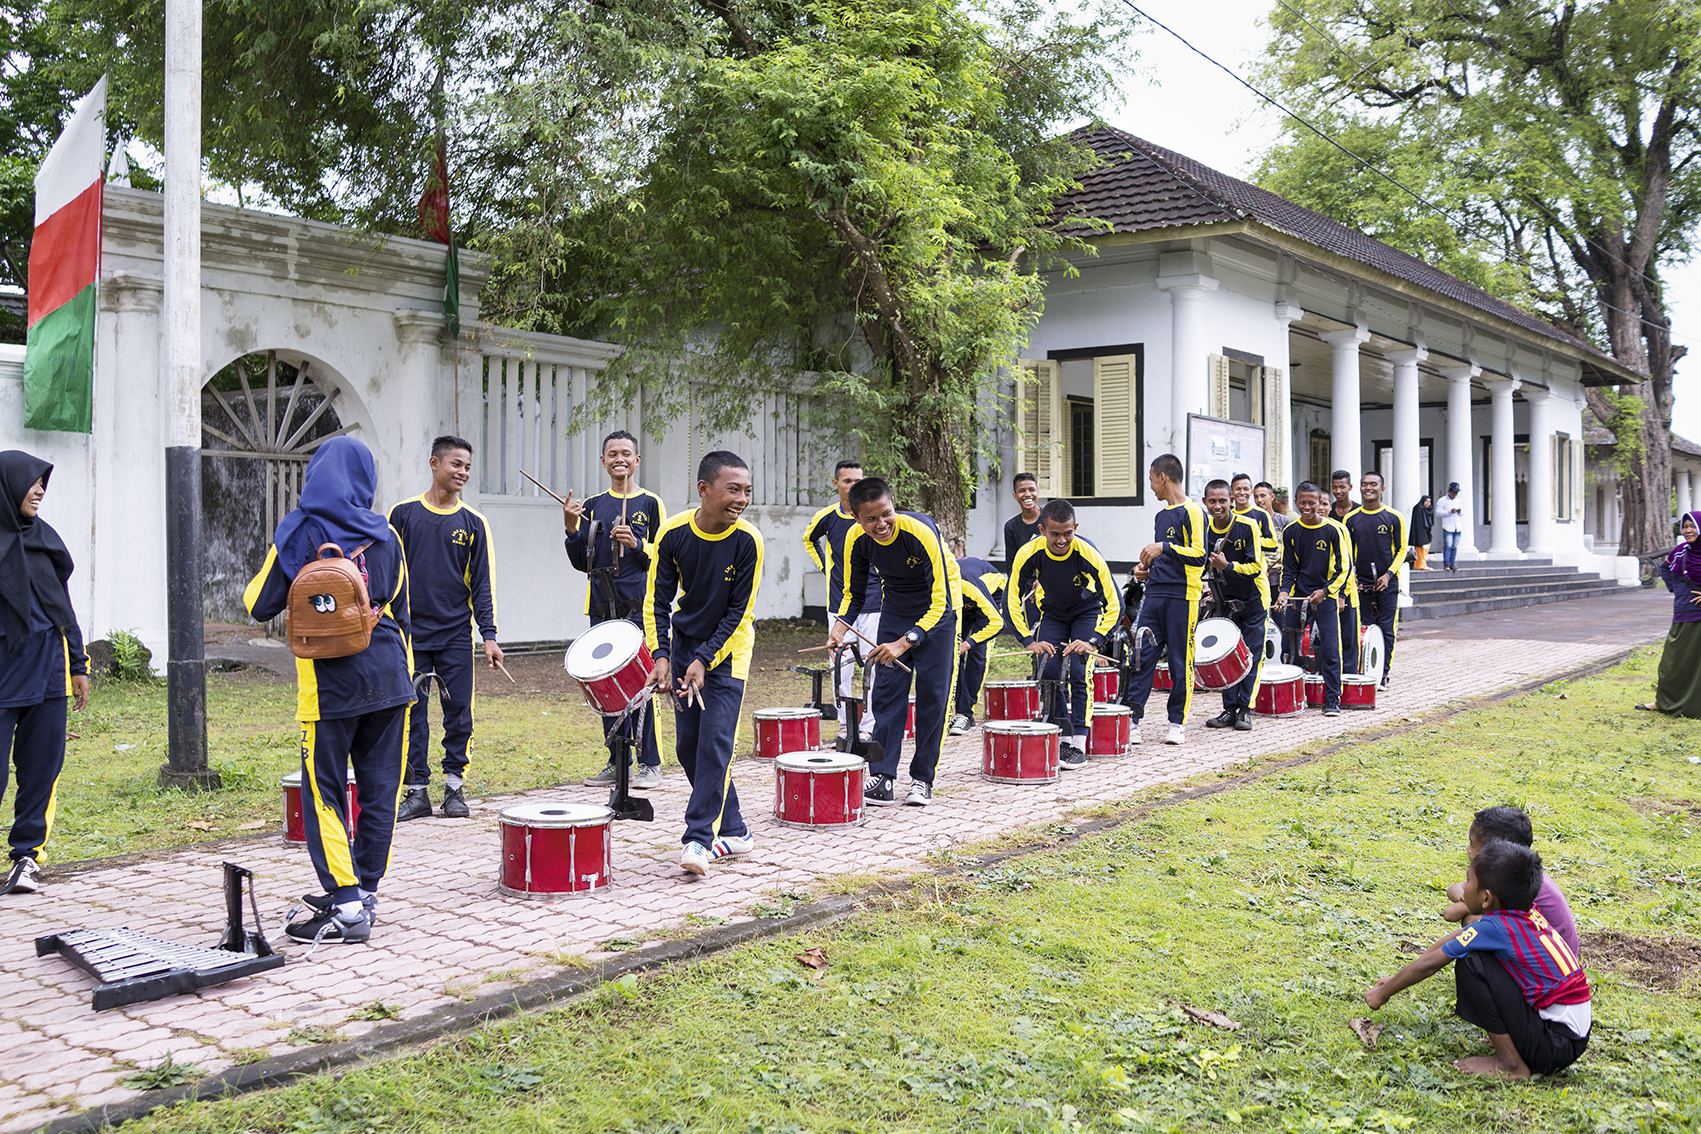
[907, 415, 968, 553]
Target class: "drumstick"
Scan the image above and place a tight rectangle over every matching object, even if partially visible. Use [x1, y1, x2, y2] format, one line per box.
[831, 619, 913, 673]
[618, 494, 628, 561]
[797, 644, 835, 653]
[519, 469, 568, 506]
[494, 657, 517, 684]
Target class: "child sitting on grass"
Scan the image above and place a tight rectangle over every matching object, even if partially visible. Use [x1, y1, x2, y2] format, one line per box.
[1364, 840, 1591, 1078]
[1442, 806, 1580, 959]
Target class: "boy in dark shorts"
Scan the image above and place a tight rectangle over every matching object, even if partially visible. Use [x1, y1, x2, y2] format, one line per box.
[1363, 840, 1590, 1078]
[1442, 806, 1580, 958]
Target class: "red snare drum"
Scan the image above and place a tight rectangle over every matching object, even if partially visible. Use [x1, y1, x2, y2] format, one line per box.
[1341, 674, 1377, 710]
[565, 620, 654, 715]
[752, 707, 821, 759]
[1194, 617, 1253, 691]
[985, 680, 1039, 721]
[1092, 666, 1120, 702]
[982, 720, 1060, 784]
[498, 802, 613, 899]
[1253, 663, 1305, 717]
[1304, 673, 1325, 707]
[1299, 624, 1316, 671]
[1088, 703, 1132, 757]
[1153, 661, 1173, 691]
[905, 694, 916, 740]
[281, 768, 359, 844]
[774, 751, 865, 830]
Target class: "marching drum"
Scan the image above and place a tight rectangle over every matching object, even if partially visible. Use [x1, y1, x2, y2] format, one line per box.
[1341, 674, 1378, 710]
[752, 707, 821, 759]
[773, 751, 866, 830]
[1088, 703, 1133, 757]
[1299, 624, 1316, 671]
[1153, 660, 1173, 691]
[1193, 617, 1253, 691]
[498, 802, 613, 899]
[1092, 665, 1120, 702]
[982, 720, 1060, 784]
[1253, 663, 1305, 717]
[1263, 619, 1280, 663]
[984, 680, 1040, 721]
[1304, 673, 1326, 707]
[1359, 625, 1386, 685]
[281, 768, 359, 845]
[564, 620, 654, 715]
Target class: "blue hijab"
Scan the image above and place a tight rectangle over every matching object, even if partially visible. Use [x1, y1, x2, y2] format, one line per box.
[272, 437, 392, 579]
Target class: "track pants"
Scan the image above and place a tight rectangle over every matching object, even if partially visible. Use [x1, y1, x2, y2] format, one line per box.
[1287, 598, 1342, 706]
[1454, 953, 1589, 1074]
[837, 611, 881, 735]
[1339, 596, 1362, 674]
[1036, 612, 1097, 739]
[1, 697, 66, 863]
[405, 647, 475, 786]
[1221, 606, 1268, 712]
[670, 635, 747, 849]
[1121, 595, 1196, 726]
[302, 703, 409, 903]
[1360, 580, 1400, 678]
[955, 639, 989, 721]
[869, 611, 958, 783]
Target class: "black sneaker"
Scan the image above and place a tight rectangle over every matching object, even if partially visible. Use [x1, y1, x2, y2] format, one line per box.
[1323, 701, 1342, 718]
[439, 786, 470, 818]
[1058, 743, 1088, 770]
[864, 774, 898, 807]
[1205, 709, 1236, 729]
[904, 781, 933, 806]
[286, 905, 371, 945]
[301, 891, 378, 927]
[1233, 708, 1254, 731]
[396, 786, 433, 822]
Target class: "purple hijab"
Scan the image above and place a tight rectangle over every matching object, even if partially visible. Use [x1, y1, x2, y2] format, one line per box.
[1669, 510, 1701, 584]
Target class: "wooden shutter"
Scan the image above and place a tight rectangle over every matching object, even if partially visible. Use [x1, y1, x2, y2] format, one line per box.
[1551, 435, 1562, 519]
[1572, 437, 1585, 520]
[1094, 354, 1138, 497]
[1018, 360, 1060, 493]
[1263, 367, 1284, 485]
[1208, 353, 1231, 419]
[1247, 365, 1263, 425]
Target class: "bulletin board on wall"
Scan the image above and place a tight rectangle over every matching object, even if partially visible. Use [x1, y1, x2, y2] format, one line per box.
[1186, 414, 1267, 499]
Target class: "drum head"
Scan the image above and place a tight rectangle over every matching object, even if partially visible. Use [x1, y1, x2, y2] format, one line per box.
[565, 620, 644, 681]
[986, 680, 1036, 690]
[500, 801, 612, 827]
[985, 720, 1061, 736]
[1193, 618, 1243, 665]
[1263, 620, 1280, 662]
[1260, 663, 1302, 684]
[757, 707, 820, 721]
[281, 770, 300, 788]
[1360, 625, 1385, 683]
[1091, 702, 1131, 717]
[776, 750, 863, 772]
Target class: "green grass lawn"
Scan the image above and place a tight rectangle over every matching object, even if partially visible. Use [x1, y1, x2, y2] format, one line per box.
[117, 648, 1701, 1133]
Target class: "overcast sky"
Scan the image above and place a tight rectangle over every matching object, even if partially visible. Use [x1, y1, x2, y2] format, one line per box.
[1114, 0, 1701, 441]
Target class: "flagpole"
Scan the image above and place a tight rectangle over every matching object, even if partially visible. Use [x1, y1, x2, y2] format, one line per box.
[161, 0, 216, 789]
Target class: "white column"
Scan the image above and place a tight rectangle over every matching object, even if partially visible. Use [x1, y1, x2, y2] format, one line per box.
[164, 2, 201, 453]
[1158, 273, 1220, 459]
[1524, 388, 1558, 556]
[1440, 364, 1480, 558]
[1274, 303, 1303, 492]
[1679, 469, 1694, 519]
[1320, 326, 1370, 482]
[1386, 347, 1427, 512]
[1484, 377, 1523, 557]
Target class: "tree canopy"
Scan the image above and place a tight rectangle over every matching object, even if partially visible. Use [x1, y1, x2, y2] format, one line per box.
[1254, 0, 1701, 555]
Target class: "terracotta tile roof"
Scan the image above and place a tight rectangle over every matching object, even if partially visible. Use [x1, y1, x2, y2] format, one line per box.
[1055, 126, 1627, 370]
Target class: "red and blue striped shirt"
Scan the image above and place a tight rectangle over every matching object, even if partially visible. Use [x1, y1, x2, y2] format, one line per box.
[1443, 907, 1591, 1034]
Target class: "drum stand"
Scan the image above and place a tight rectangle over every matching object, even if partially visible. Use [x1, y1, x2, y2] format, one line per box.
[601, 699, 655, 822]
[1029, 654, 1066, 728]
[787, 663, 838, 721]
[831, 644, 884, 766]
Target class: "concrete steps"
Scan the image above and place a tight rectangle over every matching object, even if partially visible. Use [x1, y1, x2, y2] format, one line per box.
[1403, 558, 1624, 621]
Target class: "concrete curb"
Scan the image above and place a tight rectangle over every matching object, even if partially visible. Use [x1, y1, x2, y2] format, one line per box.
[33, 644, 1646, 1134]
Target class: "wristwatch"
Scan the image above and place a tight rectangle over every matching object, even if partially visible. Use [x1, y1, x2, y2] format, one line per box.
[904, 629, 923, 645]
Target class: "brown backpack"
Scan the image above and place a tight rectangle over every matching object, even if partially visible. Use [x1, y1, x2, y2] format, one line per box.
[286, 542, 382, 659]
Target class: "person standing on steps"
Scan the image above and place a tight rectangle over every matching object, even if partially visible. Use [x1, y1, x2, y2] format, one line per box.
[1436, 483, 1467, 572]
[0, 452, 90, 897]
[1411, 494, 1435, 570]
[389, 436, 503, 822]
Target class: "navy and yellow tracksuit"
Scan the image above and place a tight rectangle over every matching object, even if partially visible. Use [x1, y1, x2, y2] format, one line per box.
[805, 503, 882, 725]
[953, 557, 1007, 722]
[1009, 535, 1120, 741]
[1280, 517, 1352, 706]
[387, 496, 497, 787]
[246, 537, 414, 904]
[1208, 514, 1270, 712]
[1002, 514, 1042, 575]
[568, 487, 667, 768]
[1123, 499, 1207, 726]
[1343, 505, 1408, 679]
[645, 512, 762, 849]
[1, 593, 86, 866]
[839, 513, 959, 784]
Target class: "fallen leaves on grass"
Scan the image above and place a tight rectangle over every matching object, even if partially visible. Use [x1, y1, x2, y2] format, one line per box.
[1348, 1018, 1385, 1050]
[186, 821, 215, 831]
[1397, 940, 1425, 954]
[1180, 1005, 1241, 1031]
[236, 820, 268, 831]
[796, 947, 829, 979]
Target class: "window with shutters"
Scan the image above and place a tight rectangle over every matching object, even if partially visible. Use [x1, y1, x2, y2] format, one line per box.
[1554, 434, 1576, 521]
[1023, 346, 1143, 503]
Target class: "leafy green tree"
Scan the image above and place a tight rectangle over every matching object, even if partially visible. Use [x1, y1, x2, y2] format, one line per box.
[1255, 0, 1700, 555]
[491, 0, 1131, 541]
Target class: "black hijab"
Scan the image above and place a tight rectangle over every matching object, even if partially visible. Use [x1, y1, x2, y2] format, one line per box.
[1410, 495, 1435, 542]
[0, 451, 78, 654]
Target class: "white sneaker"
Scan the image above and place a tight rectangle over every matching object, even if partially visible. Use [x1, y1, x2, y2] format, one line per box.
[947, 713, 973, 737]
[1164, 724, 1185, 746]
[680, 842, 711, 876]
[710, 832, 755, 858]
[2, 857, 39, 894]
[1130, 722, 1144, 745]
[634, 764, 663, 789]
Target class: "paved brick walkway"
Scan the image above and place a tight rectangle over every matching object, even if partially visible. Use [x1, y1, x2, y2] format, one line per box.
[0, 595, 1670, 1132]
